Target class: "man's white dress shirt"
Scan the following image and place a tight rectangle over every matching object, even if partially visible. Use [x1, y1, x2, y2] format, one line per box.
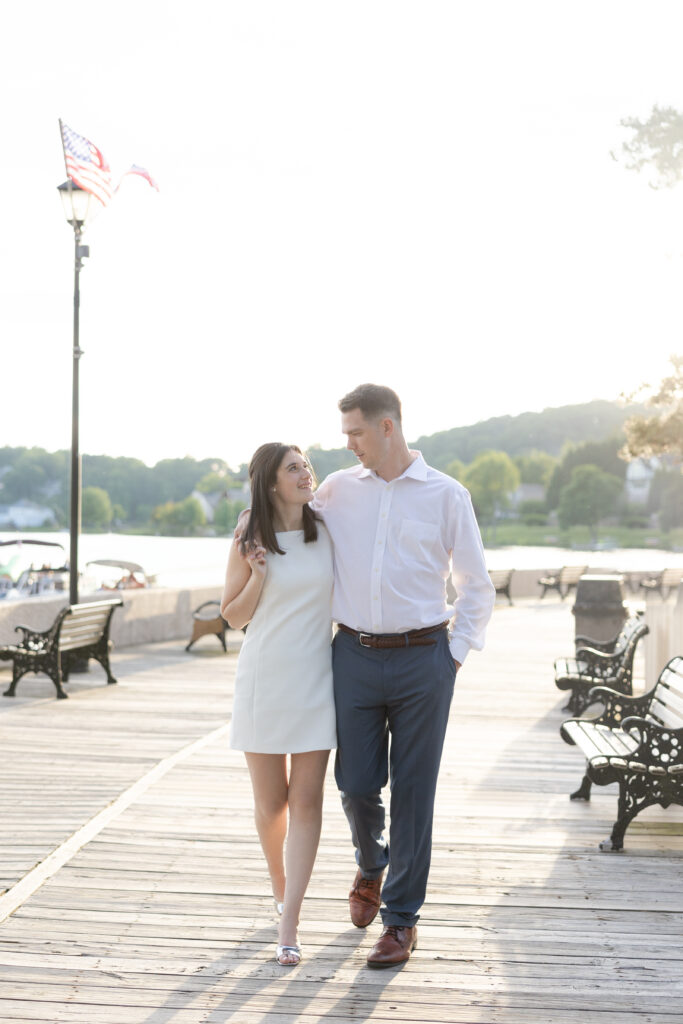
[311, 452, 495, 666]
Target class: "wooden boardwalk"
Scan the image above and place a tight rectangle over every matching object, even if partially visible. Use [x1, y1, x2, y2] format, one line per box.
[1, 601, 682, 1023]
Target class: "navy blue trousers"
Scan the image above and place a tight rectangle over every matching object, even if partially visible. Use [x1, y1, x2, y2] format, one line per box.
[332, 628, 456, 927]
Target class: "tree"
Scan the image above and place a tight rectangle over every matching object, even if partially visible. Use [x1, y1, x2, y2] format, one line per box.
[615, 105, 683, 190]
[557, 465, 623, 537]
[82, 487, 113, 529]
[444, 458, 465, 481]
[546, 437, 626, 509]
[514, 450, 557, 486]
[621, 355, 683, 463]
[462, 451, 520, 521]
[196, 471, 234, 494]
[214, 498, 246, 534]
[152, 496, 206, 536]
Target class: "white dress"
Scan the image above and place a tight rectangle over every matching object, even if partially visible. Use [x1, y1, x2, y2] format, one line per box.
[229, 525, 337, 754]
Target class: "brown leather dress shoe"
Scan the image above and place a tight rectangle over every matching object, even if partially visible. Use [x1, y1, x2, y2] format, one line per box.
[366, 925, 418, 968]
[349, 869, 384, 928]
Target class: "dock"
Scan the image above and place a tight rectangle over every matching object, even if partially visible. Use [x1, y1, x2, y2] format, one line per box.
[1, 600, 682, 1022]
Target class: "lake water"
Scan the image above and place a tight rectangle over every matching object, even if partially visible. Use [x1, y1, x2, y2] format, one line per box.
[1, 531, 680, 588]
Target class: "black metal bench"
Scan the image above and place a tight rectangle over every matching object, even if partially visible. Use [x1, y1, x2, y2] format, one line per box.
[554, 616, 649, 716]
[538, 565, 588, 600]
[186, 599, 228, 652]
[489, 569, 514, 606]
[0, 599, 123, 699]
[638, 568, 683, 600]
[560, 656, 683, 850]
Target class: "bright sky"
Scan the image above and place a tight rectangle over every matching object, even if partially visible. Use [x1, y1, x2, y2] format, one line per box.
[3, 1, 683, 468]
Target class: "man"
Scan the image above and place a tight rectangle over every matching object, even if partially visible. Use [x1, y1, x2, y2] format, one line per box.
[310, 384, 495, 967]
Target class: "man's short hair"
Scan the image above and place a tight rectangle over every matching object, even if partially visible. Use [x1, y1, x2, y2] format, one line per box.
[338, 383, 402, 424]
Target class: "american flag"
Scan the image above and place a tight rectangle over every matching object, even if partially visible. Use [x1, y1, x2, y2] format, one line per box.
[60, 121, 114, 206]
[121, 164, 160, 192]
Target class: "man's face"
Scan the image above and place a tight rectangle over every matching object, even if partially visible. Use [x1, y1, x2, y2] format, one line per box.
[342, 408, 389, 471]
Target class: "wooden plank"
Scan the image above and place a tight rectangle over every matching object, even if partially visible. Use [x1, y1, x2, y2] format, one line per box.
[1, 602, 683, 1024]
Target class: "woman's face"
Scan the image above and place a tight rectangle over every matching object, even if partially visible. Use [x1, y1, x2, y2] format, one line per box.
[274, 449, 314, 506]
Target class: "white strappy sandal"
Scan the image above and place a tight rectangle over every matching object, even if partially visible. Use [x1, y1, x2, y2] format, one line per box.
[276, 943, 302, 966]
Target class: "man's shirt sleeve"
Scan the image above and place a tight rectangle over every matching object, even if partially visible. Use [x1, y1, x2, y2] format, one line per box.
[448, 486, 496, 666]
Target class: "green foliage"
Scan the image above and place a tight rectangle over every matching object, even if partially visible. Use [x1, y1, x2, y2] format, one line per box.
[657, 472, 683, 531]
[214, 498, 246, 534]
[196, 471, 234, 494]
[620, 508, 649, 529]
[444, 459, 465, 481]
[307, 446, 356, 480]
[152, 496, 207, 535]
[514, 450, 557, 486]
[616, 105, 683, 189]
[462, 451, 520, 521]
[0, 448, 68, 506]
[557, 465, 623, 534]
[621, 355, 683, 462]
[412, 400, 646, 469]
[546, 437, 626, 509]
[82, 487, 113, 529]
[518, 499, 548, 525]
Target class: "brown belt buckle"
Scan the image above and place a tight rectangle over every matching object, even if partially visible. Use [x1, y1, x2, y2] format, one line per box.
[358, 632, 373, 647]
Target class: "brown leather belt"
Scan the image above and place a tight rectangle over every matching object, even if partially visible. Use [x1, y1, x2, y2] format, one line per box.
[337, 621, 449, 649]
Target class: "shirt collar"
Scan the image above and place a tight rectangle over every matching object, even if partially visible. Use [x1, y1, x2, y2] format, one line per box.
[359, 450, 429, 482]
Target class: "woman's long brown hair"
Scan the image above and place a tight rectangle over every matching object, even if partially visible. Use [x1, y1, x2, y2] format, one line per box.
[242, 443, 319, 556]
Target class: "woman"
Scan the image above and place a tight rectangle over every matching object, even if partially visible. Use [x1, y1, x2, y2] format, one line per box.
[221, 443, 336, 966]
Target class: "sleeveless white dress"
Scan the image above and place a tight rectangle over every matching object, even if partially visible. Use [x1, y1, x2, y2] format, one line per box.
[229, 525, 337, 754]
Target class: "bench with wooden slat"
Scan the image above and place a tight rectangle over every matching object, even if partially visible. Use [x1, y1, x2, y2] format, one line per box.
[488, 568, 514, 606]
[554, 616, 649, 716]
[638, 567, 683, 600]
[0, 599, 123, 700]
[560, 656, 683, 851]
[537, 565, 588, 600]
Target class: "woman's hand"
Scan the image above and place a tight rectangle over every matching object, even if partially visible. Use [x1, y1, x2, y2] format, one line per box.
[244, 543, 267, 579]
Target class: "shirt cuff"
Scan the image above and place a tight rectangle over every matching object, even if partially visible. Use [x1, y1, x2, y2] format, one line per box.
[449, 638, 470, 666]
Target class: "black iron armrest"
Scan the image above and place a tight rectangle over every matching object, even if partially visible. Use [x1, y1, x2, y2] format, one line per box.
[575, 635, 616, 653]
[574, 646, 620, 674]
[582, 686, 653, 728]
[13, 624, 52, 648]
[621, 717, 683, 768]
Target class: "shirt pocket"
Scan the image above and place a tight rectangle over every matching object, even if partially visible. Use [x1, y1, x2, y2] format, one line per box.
[399, 518, 441, 564]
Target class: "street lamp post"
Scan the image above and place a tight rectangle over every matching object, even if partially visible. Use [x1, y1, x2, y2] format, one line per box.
[57, 181, 92, 606]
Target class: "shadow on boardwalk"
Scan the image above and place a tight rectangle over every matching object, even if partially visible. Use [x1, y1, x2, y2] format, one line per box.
[0, 600, 682, 1022]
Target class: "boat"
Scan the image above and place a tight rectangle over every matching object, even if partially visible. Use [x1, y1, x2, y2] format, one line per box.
[83, 559, 155, 591]
[0, 539, 69, 599]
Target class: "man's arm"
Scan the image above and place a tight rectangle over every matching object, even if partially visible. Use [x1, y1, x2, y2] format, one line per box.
[447, 487, 496, 668]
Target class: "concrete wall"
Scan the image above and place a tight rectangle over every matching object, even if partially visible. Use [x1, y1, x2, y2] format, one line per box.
[0, 586, 223, 649]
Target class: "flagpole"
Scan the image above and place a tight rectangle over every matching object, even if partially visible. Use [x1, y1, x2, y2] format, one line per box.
[59, 119, 83, 606]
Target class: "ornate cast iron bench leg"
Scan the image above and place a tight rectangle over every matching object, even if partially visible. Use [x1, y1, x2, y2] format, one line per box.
[570, 773, 592, 801]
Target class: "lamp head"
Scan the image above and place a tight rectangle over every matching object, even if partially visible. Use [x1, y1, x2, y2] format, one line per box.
[57, 180, 93, 230]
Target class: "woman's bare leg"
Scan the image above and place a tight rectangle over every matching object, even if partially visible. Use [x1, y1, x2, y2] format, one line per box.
[279, 749, 330, 958]
[244, 753, 288, 905]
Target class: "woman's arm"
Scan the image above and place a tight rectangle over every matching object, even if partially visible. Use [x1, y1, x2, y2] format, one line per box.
[220, 538, 267, 629]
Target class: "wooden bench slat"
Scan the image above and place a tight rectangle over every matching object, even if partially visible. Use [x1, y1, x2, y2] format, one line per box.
[1, 600, 121, 699]
[563, 721, 637, 759]
[561, 657, 683, 850]
[659, 668, 683, 704]
[652, 683, 683, 720]
[61, 621, 111, 642]
[646, 698, 683, 730]
[64, 608, 113, 625]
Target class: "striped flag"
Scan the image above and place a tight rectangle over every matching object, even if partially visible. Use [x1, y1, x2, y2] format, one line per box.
[60, 121, 114, 207]
[120, 164, 160, 192]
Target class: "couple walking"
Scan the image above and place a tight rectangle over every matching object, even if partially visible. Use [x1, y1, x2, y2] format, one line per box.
[221, 384, 495, 967]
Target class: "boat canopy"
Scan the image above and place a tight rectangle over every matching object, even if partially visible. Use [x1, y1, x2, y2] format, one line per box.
[86, 559, 146, 574]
